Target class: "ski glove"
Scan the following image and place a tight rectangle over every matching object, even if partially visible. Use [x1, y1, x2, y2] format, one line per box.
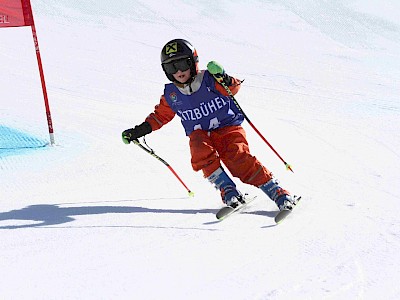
[122, 121, 152, 144]
[207, 61, 232, 86]
[207, 60, 224, 75]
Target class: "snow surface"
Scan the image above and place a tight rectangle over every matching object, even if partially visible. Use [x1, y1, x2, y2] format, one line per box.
[1, 0, 400, 299]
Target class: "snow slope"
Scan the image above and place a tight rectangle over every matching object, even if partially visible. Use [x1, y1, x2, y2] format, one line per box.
[1, 0, 400, 299]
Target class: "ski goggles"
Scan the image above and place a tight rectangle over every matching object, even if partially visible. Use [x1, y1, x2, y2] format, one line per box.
[162, 57, 192, 75]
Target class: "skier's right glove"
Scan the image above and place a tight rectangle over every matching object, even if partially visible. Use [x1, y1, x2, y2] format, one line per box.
[122, 121, 152, 144]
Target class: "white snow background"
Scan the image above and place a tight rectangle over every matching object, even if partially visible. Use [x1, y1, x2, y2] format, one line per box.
[1, 0, 400, 299]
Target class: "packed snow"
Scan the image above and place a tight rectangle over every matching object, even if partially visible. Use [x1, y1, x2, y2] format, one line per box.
[1, 0, 400, 299]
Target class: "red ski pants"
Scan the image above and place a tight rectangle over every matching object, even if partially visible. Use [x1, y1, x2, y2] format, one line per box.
[189, 126, 273, 187]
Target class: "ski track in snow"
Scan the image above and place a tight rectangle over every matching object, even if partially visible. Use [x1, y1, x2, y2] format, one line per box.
[1, 0, 400, 299]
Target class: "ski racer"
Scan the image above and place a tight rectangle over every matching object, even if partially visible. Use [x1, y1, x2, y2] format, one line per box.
[122, 38, 297, 211]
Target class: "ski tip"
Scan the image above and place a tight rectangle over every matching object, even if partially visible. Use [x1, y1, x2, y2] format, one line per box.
[274, 209, 292, 224]
[216, 206, 234, 220]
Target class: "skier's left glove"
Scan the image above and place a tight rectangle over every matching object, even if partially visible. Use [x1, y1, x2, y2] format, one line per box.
[207, 61, 232, 86]
[122, 122, 152, 144]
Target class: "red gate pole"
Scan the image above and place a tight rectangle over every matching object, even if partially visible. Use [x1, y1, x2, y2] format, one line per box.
[25, 0, 55, 145]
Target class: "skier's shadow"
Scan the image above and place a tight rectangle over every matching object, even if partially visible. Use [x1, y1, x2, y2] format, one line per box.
[0, 202, 216, 229]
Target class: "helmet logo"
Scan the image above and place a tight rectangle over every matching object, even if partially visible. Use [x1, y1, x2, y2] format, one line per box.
[165, 42, 178, 55]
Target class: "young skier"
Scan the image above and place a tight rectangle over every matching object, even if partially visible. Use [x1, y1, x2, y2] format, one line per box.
[122, 39, 297, 211]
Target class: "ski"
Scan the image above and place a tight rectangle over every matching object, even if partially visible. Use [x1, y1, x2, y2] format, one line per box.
[274, 196, 301, 224]
[216, 195, 257, 221]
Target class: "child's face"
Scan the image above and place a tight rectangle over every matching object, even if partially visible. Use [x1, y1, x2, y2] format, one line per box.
[172, 69, 191, 84]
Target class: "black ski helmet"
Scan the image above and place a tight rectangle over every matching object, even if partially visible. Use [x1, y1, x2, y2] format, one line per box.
[161, 39, 199, 82]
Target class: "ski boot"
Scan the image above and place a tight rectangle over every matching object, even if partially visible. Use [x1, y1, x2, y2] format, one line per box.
[220, 185, 244, 208]
[259, 178, 298, 211]
[207, 167, 244, 208]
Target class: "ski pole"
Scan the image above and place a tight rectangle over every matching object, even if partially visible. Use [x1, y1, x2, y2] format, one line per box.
[133, 138, 195, 196]
[213, 75, 294, 173]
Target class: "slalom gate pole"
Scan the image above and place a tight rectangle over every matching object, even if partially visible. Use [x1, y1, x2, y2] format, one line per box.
[0, 1, 54, 145]
[133, 138, 194, 196]
[213, 75, 294, 173]
[28, 2, 55, 145]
